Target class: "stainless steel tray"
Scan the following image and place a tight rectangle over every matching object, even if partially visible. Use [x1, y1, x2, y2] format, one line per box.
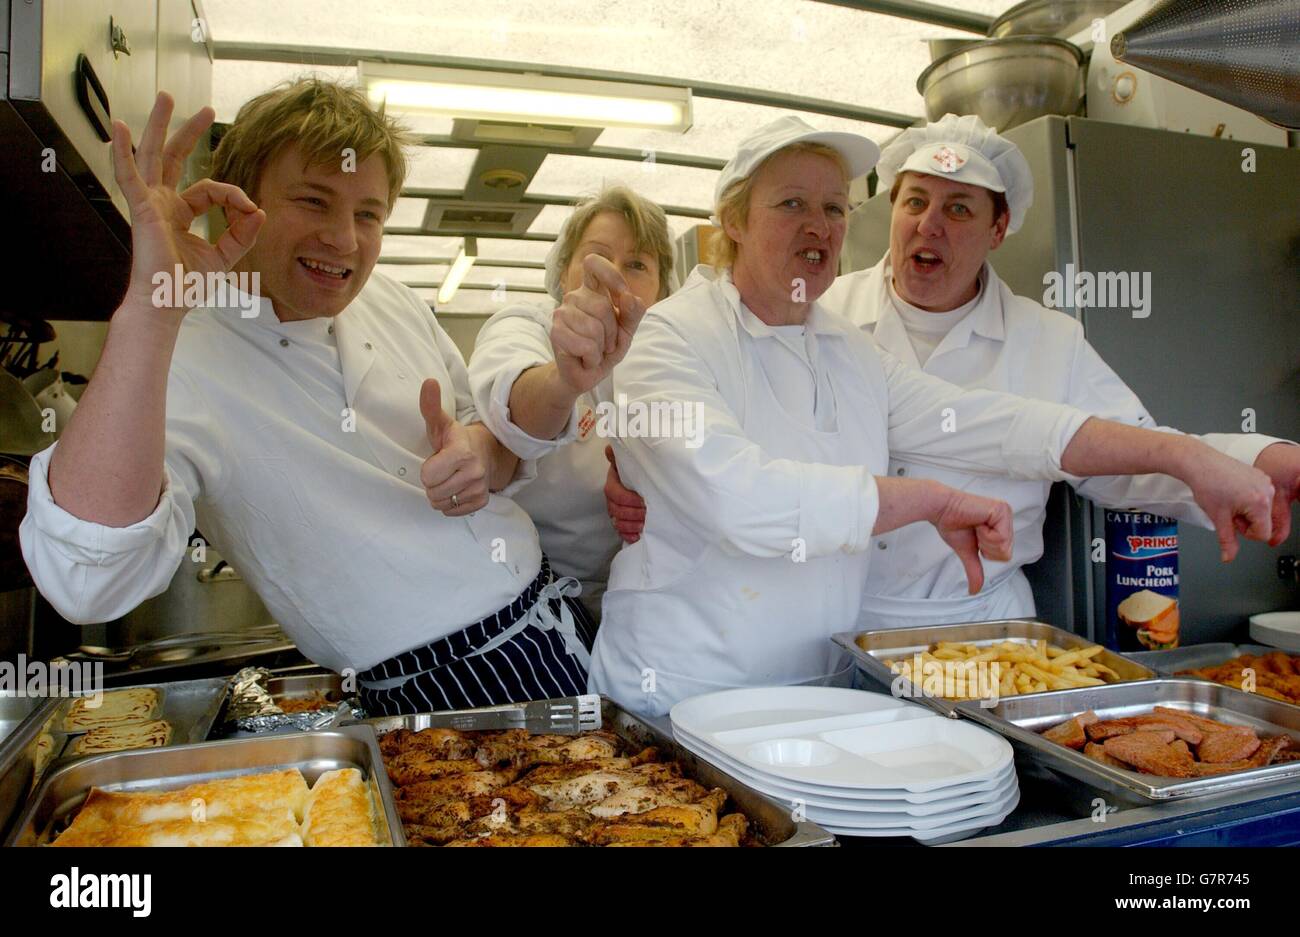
[954, 678, 1300, 805]
[52, 675, 230, 759]
[6, 724, 403, 846]
[361, 697, 835, 847]
[0, 698, 62, 843]
[1125, 643, 1283, 676]
[833, 620, 1155, 717]
[266, 674, 346, 707]
[1, 696, 56, 748]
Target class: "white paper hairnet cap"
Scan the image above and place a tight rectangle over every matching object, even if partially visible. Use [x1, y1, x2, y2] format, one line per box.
[713, 115, 880, 215]
[877, 114, 1034, 233]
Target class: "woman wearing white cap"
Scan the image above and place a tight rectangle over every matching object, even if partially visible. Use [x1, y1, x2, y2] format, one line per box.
[590, 115, 1278, 716]
[816, 113, 1299, 631]
[468, 186, 675, 623]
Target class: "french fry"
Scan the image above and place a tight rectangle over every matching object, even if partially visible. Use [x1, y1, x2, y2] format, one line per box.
[883, 637, 1122, 700]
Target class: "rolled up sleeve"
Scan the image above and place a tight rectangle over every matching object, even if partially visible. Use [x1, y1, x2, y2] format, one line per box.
[19, 443, 194, 624]
[466, 304, 579, 462]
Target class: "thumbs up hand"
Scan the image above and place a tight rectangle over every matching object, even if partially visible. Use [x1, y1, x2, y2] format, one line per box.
[419, 378, 489, 517]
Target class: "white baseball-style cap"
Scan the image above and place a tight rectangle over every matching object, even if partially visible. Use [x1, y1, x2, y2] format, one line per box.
[877, 113, 1034, 233]
[713, 115, 881, 211]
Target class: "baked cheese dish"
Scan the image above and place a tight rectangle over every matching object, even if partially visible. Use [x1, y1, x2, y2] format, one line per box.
[301, 768, 378, 846]
[50, 767, 378, 847]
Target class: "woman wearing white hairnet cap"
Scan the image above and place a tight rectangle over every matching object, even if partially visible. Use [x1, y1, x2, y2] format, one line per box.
[815, 113, 1299, 635]
[591, 114, 1279, 717]
[467, 186, 675, 623]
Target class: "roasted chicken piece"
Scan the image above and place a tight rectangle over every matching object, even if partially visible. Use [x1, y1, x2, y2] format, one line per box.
[396, 798, 473, 828]
[465, 785, 543, 816]
[391, 768, 516, 797]
[589, 779, 712, 818]
[404, 822, 472, 846]
[1102, 732, 1195, 777]
[603, 813, 748, 847]
[474, 730, 623, 769]
[444, 833, 575, 847]
[514, 807, 594, 838]
[518, 757, 635, 783]
[584, 789, 728, 844]
[386, 753, 485, 788]
[382, 727, 478, 761]
[528, 763, 682, 809]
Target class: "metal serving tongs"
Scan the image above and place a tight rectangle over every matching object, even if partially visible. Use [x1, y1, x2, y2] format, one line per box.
[410, 694, 603, 735]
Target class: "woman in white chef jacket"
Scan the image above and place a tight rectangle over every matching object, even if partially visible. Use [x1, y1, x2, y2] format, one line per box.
[588, 116, 1280, 717]
[817, 114, 1300, 631]
[468, 187, 675, 623]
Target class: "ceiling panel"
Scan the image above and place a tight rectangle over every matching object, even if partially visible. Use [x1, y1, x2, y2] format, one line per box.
[378, 234, 466, 257]
[387, 198, 427, 227]
[404, 145, 481, 190]
[528, 154, 717, 212]
[204, 0, 1021, 121]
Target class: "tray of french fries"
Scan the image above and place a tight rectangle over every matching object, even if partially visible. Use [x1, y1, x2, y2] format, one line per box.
[833, 620, 1155, 716]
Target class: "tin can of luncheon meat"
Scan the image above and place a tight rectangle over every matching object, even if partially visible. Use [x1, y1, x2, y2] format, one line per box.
[1105, 511, 1180, 651]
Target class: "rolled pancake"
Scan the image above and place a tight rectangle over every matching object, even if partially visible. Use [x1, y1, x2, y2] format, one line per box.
[68, 719, 173, 755]
[63, 688, 160, 731]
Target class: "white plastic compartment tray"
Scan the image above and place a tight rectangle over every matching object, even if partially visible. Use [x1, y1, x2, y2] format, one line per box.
[670, 687, 1013, 793]
[672, 724, 1016, 809]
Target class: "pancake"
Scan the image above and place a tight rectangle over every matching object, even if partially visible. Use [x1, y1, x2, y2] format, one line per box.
[63, 688, 159, 731]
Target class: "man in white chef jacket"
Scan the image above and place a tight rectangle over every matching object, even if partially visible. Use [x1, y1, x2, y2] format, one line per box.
[19, 80, 594, 715]
[816, 114, 1300, 629]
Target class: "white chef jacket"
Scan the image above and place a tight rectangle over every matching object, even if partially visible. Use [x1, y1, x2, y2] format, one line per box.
[19, 272, 542, 674]
[820, 256, 1286, 628]
[467, 301, 620, 619]
[590, 264, 1091, 716]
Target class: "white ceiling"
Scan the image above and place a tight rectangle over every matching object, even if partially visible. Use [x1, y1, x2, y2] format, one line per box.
[202, 0, 1018, 312]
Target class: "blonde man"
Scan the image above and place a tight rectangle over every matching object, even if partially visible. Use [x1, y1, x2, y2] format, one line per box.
[468, 186, 674, 622]
[21, 80, 595, 715]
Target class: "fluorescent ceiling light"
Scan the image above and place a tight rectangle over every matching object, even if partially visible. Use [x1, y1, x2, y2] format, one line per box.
[437, 237, 478, 305]
[359, 61, 692, 132]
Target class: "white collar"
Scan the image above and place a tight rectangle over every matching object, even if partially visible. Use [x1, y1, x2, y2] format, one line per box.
[700, 265, 844, 340]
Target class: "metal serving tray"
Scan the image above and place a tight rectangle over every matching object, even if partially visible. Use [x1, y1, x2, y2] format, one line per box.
[954, 678, 1300, 805]
[52, 675, 230, 759]
[6, 724, 403, 846]
[1, 696, 57, 749]
[361, 697, 835, 847]
[833, 620, 1154, 717]
[266, 674, 346, 708]
[0, 698, 62, 843]
[1126, 644, 1283, 676]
